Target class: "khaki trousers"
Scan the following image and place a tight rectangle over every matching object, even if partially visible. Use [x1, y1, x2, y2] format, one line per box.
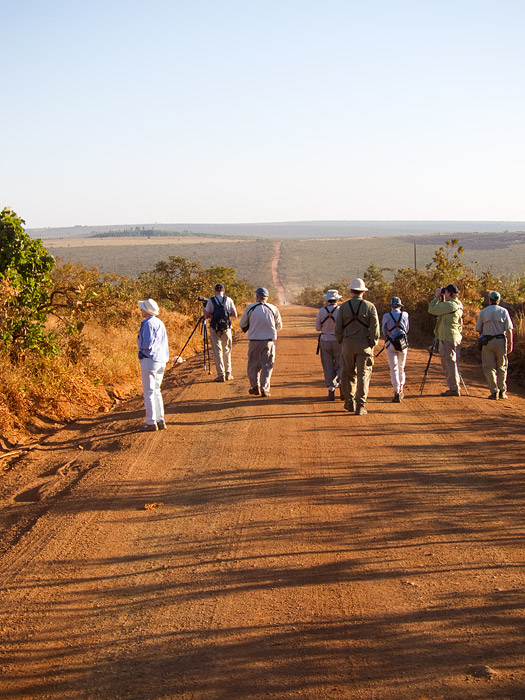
[481, 337, 508, 394]
[439, 340, 461, 391]
[319, 338, 342, 389]
[209, 327, 233, 378]
[340, 338, 374, 407]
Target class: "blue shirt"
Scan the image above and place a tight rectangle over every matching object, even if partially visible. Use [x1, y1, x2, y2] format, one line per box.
[382, 310, 409, 339]
[137, 315, 169, 363]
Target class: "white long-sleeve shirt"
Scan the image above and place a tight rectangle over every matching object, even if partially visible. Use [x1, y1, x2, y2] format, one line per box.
[240, 301, 282, 340]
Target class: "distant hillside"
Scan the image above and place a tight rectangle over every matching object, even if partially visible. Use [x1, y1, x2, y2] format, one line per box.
[28, 220, 525, 240]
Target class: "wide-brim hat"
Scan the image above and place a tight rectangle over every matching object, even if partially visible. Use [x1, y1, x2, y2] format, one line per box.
[347, 278, 368, 292]
[138, 298, 160, 316]
[255, 287, 269, 298]
[323, 289, 342, 301]
[390, 296, 403, 307]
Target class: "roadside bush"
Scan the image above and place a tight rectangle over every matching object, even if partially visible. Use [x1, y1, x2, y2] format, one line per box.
[0, 207, 57, 360]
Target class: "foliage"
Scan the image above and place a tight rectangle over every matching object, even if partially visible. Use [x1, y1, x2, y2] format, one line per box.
[50, 261, 139, 363]
[0, 207, 57, 359]
[426, 238, 466, 285]
[138, 255, 253, 317]
[363, 263, 392, 307]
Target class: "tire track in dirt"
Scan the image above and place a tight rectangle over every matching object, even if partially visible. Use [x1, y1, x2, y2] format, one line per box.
[271, 240, 287, 304]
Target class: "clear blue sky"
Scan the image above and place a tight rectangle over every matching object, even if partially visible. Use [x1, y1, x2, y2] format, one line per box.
[2, 0, 525, 228]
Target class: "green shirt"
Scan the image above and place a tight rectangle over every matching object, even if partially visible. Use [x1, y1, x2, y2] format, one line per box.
[335, 297, 380, 345]
[428, 297, 463, 343]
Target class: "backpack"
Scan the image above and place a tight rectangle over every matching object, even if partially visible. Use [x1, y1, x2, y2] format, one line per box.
[388, 311, 409, 352]
[210, 296, 231, 332]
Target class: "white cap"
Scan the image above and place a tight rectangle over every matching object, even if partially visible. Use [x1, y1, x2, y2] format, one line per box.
[347, 278, 368, 292]
[138, 298, 160, 316]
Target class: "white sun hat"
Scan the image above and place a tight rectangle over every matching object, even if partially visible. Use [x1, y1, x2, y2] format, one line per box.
[347, 278, 368, 292]
[138, 298, 160, 316]
[323, 289, 342, 300]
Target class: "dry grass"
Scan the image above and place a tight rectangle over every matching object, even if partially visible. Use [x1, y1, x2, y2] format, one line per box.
[0, 305, 211, 444]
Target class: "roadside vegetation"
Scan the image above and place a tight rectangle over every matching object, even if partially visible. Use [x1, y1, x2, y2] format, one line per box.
[296, 239, 525, 382]
[0, 208, 254, 442]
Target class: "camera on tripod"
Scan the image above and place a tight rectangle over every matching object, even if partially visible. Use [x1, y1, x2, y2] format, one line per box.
[197, 296, 208, 302]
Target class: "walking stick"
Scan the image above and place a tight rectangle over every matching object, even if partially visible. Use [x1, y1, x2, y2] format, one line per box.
[420, 338, 438, 396]
[375, 340, 386, 357]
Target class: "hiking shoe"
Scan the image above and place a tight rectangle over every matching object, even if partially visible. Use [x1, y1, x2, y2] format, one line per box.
[140, 423, 158, 432]
[440, 389, 460, 397]
[487, 392, 498, 400]
[499, 390, 508, 399]
[226, 373, 234, 380]
[157, 420, 167, 430]
[261, 389, 271, 397]
[355, 406, 368, 415]
[343, 398, 355, 412]
[214, 375, 226, 382]
[328, 390, 336, 401]
[248, 387, 260, 395]
[392, 393, 400, 403]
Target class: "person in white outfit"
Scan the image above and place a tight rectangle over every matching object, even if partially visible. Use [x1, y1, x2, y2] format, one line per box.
[315, 289, 343, 401]
[137, 298, 169, 431]
[381, 296, 409, 403]
[239, 287, 282, 397]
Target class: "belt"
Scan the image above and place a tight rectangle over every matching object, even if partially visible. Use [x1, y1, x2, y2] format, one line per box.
[484, 334, 505, 340]
[249, 338, 274, 342]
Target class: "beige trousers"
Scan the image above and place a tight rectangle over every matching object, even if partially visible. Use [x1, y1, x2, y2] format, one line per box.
[439, 340, 461, 391]
[340, 337, 374, 407]
[209, 327, 233, 378]
[481, 337, 508, 394]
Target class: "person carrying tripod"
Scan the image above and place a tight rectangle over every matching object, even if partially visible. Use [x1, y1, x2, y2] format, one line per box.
[204, 283, 237, 382]
[428, 284, 463, 396]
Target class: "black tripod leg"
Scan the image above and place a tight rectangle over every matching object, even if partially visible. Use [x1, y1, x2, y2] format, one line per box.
[174, 316, 204, 365]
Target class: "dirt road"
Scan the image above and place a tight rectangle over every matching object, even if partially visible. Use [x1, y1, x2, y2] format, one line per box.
[1, 305, 524, 699]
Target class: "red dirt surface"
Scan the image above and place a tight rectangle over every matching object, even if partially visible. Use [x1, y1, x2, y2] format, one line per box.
[0, 305, 524, 699]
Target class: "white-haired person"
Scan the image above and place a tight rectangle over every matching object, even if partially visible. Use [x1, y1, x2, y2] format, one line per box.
[382, 296, 410, 402]
[315, 289, 343, 401]
[137, 298, 169, 431]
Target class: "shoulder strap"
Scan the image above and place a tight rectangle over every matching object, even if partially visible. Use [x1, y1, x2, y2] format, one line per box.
[343, 299, 368, 328]
[320, 307, 335, 325]
[388, 310, 404, 329]
[211, 296, 224, 308]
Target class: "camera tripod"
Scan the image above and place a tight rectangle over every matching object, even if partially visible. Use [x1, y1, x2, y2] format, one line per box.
[173, 299, 212, 373]
[420, 337, 469, 396]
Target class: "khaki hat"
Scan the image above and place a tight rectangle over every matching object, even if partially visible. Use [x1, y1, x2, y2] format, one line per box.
[347, 278, 368, 292]
[138, 298, 160, 316]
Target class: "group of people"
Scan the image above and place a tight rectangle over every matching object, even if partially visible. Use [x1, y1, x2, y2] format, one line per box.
[134, 279, 514, 428]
